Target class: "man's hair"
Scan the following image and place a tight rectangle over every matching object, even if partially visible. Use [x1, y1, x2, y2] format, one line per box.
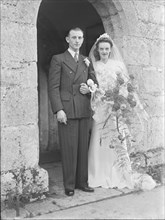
[66, 27, 84, 37]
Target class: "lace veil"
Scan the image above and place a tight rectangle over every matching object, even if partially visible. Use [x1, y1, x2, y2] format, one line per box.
[89, 33, 123, 62]
[89, 33, 128, 79]
[89, 33, 149, 135]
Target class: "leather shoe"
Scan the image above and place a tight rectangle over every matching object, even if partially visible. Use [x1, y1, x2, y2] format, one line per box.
[78, 186, 94, 192]
[65, 190, 74, 196]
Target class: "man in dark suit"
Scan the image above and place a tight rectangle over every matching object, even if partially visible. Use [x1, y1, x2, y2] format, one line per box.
[48, 27, 98, 196]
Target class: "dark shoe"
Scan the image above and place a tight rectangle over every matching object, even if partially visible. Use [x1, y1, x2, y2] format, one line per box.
[65, 189, 74, 196]
[78, 186, 94, 192]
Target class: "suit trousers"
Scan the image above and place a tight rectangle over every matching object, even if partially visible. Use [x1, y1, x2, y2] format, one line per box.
[58, 117, 90, 191]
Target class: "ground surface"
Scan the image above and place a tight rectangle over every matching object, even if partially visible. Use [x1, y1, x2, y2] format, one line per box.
[1, 162, 165, 219]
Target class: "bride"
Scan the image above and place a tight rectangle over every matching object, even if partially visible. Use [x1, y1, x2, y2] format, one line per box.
[87, 33, 156, 191]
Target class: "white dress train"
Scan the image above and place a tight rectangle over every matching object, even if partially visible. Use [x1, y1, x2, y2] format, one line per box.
[88, 60, 156, 191]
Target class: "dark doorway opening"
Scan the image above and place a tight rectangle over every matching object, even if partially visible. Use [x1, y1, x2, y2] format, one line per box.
[37, 0, 104, 164]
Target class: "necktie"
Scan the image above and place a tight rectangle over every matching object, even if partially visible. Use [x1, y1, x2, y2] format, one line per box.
[74, 52, 78, 62]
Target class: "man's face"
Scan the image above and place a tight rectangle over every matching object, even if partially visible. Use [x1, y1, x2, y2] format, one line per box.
[66, 30, 84, 52]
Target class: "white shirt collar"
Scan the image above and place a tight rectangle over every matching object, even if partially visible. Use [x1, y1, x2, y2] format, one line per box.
[68, 48, 79, 58]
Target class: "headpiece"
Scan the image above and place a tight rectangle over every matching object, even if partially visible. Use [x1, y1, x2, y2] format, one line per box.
[89, 32, 125, 65]
[96, 33, 111, 43]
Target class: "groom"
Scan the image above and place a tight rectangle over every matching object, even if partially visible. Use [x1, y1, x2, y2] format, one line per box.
[48, 27, 98, 196]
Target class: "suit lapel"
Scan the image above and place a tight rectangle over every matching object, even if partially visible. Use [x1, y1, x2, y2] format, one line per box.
[63, 50, 78, 73]
[74, 54, 86, 82]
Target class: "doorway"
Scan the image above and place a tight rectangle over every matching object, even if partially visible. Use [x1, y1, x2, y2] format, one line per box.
[37, 0, 104, 164]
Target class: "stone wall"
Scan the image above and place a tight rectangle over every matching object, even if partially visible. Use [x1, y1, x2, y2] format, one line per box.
[122, 0, 164, 152]
[91, 0, 164, 155]
[1, 0, 48, 201]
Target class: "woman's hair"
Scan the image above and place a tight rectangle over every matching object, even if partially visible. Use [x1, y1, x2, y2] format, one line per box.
[93, 37, 113, 61]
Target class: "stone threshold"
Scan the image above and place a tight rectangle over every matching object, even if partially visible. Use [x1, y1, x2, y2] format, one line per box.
[2, 185, 163, 219]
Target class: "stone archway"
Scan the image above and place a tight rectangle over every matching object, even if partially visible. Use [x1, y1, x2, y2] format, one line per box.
[35, 0, 164, 166]
[37, 0, 105, 164]
[37, 0, 135, 165]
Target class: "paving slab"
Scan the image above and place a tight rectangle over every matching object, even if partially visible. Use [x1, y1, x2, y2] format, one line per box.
[24, 187, 123, 218]
[25, 199, 61, 217]
[29, 186, 165, 220]
[1, 207, 30, 219]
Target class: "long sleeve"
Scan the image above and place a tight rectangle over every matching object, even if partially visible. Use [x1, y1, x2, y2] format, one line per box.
[48, 55, 63, 114]
[88, 58, 99, 86]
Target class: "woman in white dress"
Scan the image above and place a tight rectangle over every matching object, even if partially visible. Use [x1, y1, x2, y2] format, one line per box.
[88, 33, 156, 191]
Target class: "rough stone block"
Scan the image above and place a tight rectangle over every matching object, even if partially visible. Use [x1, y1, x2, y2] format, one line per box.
[1, 20, 37, 67]
[120, 0, 142, 37]
[111, 15, 124, 38]
[142, 67, 164, 94]
[146, 94, 164, 117]
[149, 4, 164, 25]
[123, 36, 150, 65]
[139, 22, 164, 40]
[149, 39, 164, 67]
[147, 117, 164, 150]
[1, 125, 39, 172]
[146, 148, 165, 166]
[1, 127, 20, 171]
[1, 62, 38, 89]
[91, 0, 110, 18]
[1, 86, 38, 127]
[19, 125, 39, 168]
[127, 65, 145, 91]
[134, 1, 164, 25]
[1, 0, 41, 25]
[134, 1, 149, 22]
[131, 148, 164, 169]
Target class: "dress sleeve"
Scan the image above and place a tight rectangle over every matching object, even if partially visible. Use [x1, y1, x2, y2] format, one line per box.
[88, 58, 99, 86]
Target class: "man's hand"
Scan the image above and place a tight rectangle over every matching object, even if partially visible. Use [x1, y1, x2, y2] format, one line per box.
[80, 83, 90, 94]
[57, 110, 67, 124]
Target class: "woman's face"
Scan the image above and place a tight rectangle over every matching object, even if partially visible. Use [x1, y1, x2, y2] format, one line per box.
[97, 42, 111, 61]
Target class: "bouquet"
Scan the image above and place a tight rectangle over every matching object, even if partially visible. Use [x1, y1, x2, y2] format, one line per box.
[87, 72, 148, 145]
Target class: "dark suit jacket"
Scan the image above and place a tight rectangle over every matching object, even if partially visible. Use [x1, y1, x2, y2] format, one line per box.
[48, 50, 98, 119]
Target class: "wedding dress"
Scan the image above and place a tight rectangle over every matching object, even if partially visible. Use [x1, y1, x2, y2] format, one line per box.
[88, 34, 156, 191]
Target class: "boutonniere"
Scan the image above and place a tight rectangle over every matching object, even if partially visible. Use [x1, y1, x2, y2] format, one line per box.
[84, 57, 90, 67]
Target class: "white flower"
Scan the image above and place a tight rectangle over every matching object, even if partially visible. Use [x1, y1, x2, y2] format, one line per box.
[87, 79, 97, 93]
[87, 79, 94, 87]
[119, 85, 128, 98]
[84, 57, 90, 67]
[120, 104, 127, 110]
[23, 170, 33, 186]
